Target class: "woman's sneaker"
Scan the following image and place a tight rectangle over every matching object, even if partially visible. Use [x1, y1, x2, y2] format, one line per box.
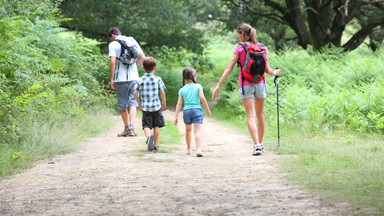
[252, 144, 263, 156]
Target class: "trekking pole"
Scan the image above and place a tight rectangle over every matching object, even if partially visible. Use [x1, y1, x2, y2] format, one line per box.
[274, 74, 280, 147]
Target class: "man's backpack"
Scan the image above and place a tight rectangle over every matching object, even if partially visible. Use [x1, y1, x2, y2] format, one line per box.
[115, 37, 139, 65]
[239, 43, 267, 83]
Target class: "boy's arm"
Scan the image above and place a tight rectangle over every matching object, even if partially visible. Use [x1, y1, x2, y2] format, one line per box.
[173, 96, 183, 126]
[160, 89, 166, 110]
[199, 89, 211, 117]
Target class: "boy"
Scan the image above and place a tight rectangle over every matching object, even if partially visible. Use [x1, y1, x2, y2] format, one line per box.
[134, 57, 166, 152]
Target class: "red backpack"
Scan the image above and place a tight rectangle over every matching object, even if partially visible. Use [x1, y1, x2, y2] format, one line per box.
[239, 43, 267, 81]
[238, 43, 267, 94]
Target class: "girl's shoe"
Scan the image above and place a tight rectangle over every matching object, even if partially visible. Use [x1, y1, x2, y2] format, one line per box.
[196, 149, 203, 157]
[186, 149, 191, 155]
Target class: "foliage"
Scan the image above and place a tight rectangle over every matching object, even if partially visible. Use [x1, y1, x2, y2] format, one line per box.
[0, 0, 113, 176]
[210, 34, 384, 133]
[59, 0, 220, 69]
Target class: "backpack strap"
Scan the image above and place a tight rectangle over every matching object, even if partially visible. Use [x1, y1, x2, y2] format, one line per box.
[115, 39, 130, 80]
[237, 43, 247, 68]
[238, 43, 248, 95]
[115, 39, 127, 57]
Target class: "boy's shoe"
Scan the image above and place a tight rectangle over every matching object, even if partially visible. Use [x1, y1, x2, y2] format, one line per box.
[196, 149, 203, 157]
[128, 128, 137, 137]
[117, 128, 129, 137]
[146, 135, 154, 151]
[252, 144, 263, 156]
[186, 149, 191, 155]
[153, 145, 159, 152]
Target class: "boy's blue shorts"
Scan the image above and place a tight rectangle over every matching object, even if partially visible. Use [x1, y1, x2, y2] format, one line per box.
[183, 108, 203, 125]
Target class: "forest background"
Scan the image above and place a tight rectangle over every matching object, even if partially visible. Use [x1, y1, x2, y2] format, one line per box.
[0, 0, 383, 214]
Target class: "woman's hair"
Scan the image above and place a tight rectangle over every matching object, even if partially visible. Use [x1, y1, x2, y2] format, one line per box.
[237, 23, 257, 43]
[182, 67, 197, 86]
[143, 56, 157, 71]
[108, 27, 121, 37]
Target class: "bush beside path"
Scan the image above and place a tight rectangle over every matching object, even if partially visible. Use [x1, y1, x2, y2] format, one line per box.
[0, 110, 349, 215]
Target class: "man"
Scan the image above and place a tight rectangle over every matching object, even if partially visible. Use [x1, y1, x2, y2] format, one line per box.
[108, 27, 145, 137]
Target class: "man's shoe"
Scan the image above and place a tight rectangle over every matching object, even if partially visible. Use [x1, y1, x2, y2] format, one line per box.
[146, 135, 154, 151]
[128, 128, 137, 137]
[117, 129, 129, 137]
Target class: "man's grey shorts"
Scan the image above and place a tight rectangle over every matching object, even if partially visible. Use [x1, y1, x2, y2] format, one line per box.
[239, 82, 267, 99]
[115, 81, 138, 110]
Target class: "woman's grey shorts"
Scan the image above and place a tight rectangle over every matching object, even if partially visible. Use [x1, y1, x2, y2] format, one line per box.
[239, 83, 267, 99]
[115, 81, 138, 110]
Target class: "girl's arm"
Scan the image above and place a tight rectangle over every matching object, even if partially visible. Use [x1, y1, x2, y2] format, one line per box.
[211, 53, 239, 100]
[199, 90, 211, 117]
[173, 96, 183, 125]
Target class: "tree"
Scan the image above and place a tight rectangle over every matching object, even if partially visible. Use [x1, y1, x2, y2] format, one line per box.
[59, 0, 220, 55]
[221, 0, 384, 51]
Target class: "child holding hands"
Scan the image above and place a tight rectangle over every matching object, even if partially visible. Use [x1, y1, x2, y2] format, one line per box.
[174, 67, 211, 157]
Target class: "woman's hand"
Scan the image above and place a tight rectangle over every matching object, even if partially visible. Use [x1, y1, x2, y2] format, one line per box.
[273, 68, 281, 76]
[211, 85, 220, 100]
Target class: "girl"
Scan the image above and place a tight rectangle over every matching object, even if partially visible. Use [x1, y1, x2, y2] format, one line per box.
[174, 67, 211, 157]
[211, 23, 281, 156]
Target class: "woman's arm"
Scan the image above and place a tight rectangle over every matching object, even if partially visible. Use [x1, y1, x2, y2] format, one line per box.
[211, 53, 239, 100]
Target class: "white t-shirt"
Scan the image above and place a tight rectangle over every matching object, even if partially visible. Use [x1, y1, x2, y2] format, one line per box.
[108, 35, 144, 82]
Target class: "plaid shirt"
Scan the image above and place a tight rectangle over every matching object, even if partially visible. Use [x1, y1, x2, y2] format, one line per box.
[135, 72, 166, 112]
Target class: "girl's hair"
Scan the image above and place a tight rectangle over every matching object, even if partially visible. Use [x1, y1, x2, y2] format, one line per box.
[182, 67, 197, 86]
[143, 56, 157, 71]
[237, 23, 257, 43]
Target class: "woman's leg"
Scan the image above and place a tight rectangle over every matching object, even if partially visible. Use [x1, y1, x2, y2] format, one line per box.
[255, 98, 265, 143]
[185, 124, 193, 151]
[242, 98, 259, 144]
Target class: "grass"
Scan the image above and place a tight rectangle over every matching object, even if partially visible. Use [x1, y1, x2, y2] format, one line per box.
[0, 108, 114, 179]
[211, 106, 384, 215]
[270, 126, 384, 215]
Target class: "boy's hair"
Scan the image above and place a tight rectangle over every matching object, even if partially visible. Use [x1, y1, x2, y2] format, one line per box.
[143, 57, 157, 72]
[182, 67, 197, 86]
[108, 27, 121, 37]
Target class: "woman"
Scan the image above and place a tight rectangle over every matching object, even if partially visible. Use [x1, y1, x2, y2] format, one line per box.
[211, 23, 281, 156]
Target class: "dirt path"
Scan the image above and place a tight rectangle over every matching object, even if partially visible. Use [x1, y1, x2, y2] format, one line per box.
[0, 110, 349, 216]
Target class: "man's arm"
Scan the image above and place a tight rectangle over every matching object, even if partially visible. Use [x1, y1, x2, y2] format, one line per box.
[136, 53, 145, 67]
[109, 56, 116, 90]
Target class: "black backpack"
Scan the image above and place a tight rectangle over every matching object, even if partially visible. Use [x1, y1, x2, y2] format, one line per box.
[115, 39, 139, 65]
